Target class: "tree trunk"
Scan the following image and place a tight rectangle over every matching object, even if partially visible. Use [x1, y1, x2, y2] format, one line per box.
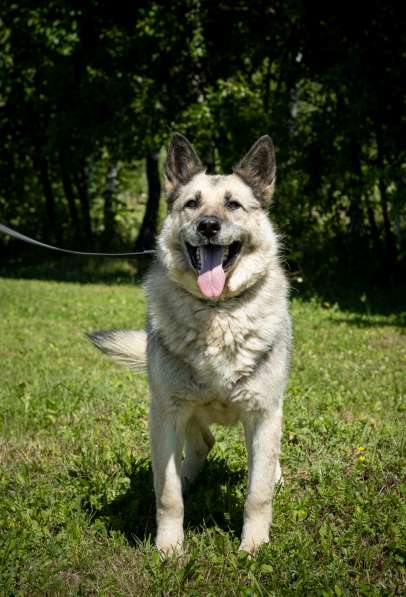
[347, 139, 363, 243]
[135, 152, 161, 251]
[103, 160, 118, 247]
[60, 154, 80, 242]
[203, 143, 216, 174]
[262, 57, 272, 113]
[75, 168, 93, 246]
[375, 126, 397, 276]
[366, 202, 381, 253]
[37, 154, 62, 244]
[378, 176, 397, 272]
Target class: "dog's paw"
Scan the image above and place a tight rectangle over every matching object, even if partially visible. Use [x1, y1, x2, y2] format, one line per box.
[156, 527, 184, 557]
[239, 525, 270, 554]
[156, 540, 183, 558]
[238, 535, 269, 554]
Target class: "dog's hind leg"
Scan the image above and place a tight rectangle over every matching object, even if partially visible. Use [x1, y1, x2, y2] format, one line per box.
[181, 416, 214, 492]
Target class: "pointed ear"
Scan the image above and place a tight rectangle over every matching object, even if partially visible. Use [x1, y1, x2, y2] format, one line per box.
[233, 135, 276, 207]
[164, 133, 204, 193]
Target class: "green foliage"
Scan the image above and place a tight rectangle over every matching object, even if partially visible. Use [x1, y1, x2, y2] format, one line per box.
[0, 262, 405, 594]
[0, 1, 405, 277]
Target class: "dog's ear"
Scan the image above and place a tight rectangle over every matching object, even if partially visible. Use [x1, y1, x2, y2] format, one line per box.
[165, 133, 204, 193]
[234, 135, 276, 207]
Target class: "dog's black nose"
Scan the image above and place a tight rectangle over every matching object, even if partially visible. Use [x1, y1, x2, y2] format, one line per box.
[197, 216, 221, 239]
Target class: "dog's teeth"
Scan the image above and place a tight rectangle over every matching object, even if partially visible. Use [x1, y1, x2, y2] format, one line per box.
[224, 247, 229, 258]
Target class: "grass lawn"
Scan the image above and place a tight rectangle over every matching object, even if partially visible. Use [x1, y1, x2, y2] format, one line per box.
[0, 259, 405, 595]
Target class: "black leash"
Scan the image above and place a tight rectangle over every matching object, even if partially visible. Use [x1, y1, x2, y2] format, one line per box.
[0, 224, 155, 257]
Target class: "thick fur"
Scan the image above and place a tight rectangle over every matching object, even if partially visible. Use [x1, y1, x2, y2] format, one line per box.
[88, 330, 147, 372]
[90, 134, 291, 555]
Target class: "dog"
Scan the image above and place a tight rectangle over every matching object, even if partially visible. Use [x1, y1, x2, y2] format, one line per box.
[89, 133, 291, 554]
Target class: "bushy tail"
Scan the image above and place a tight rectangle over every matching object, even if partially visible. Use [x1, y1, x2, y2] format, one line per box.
[88, 329, 147, 373]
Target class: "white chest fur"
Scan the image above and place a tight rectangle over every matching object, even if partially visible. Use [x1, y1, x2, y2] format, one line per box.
[148, 279, 285, 398]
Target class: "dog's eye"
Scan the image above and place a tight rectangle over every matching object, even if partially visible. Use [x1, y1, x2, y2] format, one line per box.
[226, 200, 242, 211]
[184, 199, 199, 209]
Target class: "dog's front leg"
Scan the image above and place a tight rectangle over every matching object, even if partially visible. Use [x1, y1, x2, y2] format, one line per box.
[150, 401, 186, 555]
[240, 407, 282, 553]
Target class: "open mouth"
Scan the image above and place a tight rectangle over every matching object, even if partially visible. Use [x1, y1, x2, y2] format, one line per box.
[185, 241, 242, 298]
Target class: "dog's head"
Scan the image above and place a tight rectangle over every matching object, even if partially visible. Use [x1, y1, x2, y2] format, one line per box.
[157, 133, 279, 300]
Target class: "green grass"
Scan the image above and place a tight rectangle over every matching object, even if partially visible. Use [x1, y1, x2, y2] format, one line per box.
[0, 260, 405, 596]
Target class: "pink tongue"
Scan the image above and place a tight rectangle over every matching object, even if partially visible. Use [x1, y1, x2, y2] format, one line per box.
[197, 245, 226, 298]
[198, 266, 226, 298]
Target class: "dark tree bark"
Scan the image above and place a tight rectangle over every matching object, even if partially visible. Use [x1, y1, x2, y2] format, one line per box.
[378, 176, 397, 271]
[59, 153, 80, 242]
[36, 153, 62, 244]
[134, 152, 161, 251]
[75, 168, 93, 246]
[203, 143, 216, 174]
[366, 202, 381, 254]
[103, 160, 118, 247]
[348, 139, 363, 239]
[262, 57, 272, 113]
[375, 126, 397, 275]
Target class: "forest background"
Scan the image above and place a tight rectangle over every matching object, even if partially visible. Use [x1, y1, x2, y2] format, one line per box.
[0, 1, 405, 287]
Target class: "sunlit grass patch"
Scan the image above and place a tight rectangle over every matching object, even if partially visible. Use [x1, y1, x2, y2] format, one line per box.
[0, 270, 405, 595]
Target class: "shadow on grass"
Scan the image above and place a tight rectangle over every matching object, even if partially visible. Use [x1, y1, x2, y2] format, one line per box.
[332, 315, 406, 329]
[89, 456, 245, 545]
[290, 279, 406, 325]
[0, 254, 150, 285]
[1, 254, 405, 322]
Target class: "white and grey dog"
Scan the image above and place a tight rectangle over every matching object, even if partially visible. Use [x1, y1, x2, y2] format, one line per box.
[90, 134, 291, 554]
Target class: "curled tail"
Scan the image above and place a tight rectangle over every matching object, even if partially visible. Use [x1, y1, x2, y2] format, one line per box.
[88, 329, 147, 373]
